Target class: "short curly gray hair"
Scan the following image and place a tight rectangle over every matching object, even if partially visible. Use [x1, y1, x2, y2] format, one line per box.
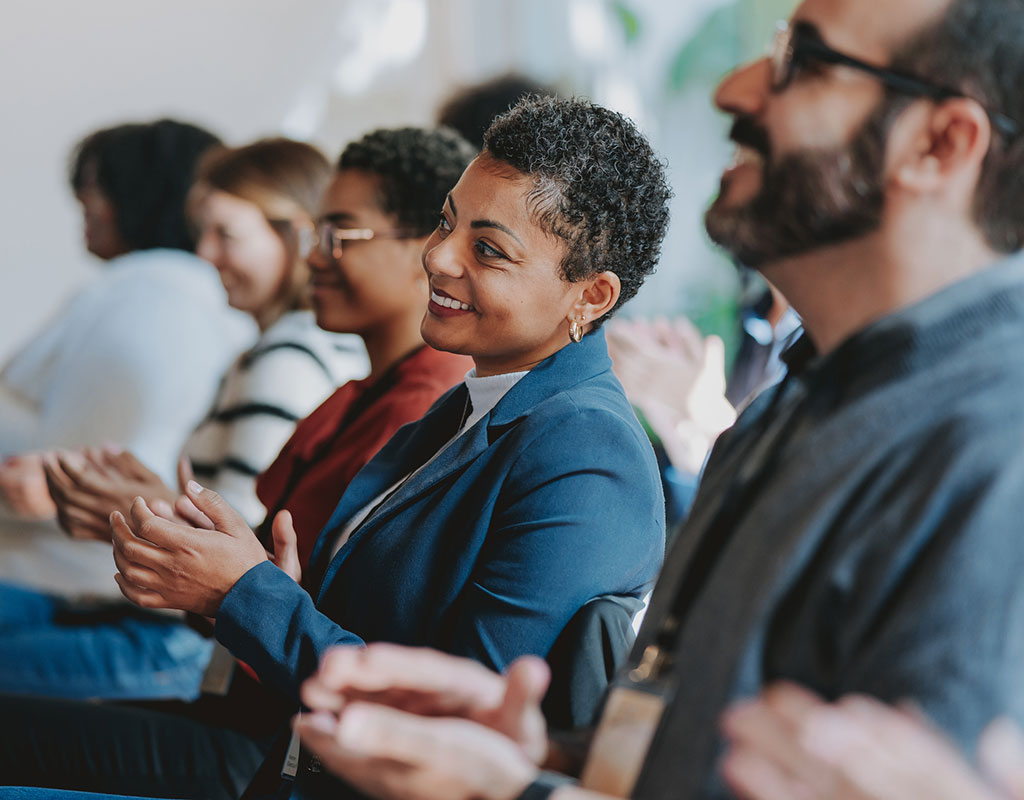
[483, 96, 671, 326]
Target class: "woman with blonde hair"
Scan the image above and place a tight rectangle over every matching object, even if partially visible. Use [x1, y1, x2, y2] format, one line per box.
[0, 137, 367, 703]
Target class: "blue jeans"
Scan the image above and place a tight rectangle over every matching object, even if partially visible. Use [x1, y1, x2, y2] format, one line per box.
[0, 791, 171, 800]
[0, 581, 212, 700]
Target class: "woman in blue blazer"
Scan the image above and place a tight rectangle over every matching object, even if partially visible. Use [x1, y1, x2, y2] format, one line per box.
[110, 98, 672, 717]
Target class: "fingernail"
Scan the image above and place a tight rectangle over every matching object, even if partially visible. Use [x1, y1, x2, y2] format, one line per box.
[103, 442, 124, 455]
[187, 480, 203, 495]
[981, 717, 1024, 771]
[304, 712, 337, 734]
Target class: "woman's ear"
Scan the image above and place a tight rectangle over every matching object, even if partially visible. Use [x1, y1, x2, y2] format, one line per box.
[570, 271, 621, 330]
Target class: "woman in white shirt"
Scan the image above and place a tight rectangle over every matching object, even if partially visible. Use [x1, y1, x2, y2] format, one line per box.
[0, 137, 367, 702]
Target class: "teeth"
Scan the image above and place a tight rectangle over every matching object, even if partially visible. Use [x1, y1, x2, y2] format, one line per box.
[431, 290, 472, 311]
[731, 145, 765, 168]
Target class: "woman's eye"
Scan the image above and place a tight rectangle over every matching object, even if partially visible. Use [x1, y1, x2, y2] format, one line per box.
[475, 241, 506, 260]
[437, 214, 452, 235]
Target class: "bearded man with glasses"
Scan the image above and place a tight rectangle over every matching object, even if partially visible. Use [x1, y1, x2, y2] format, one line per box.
[270, 2, 1024, 800]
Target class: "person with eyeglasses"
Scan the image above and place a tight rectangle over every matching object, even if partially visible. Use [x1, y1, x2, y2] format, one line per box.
[0, 137, 373, 705]
[0, 128, 475, 800]
[231, 1, 1024, 799]
[0, 101, 671, 800]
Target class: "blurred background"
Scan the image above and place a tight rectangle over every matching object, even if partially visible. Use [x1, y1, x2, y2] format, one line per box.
[0, 0, 794, 364]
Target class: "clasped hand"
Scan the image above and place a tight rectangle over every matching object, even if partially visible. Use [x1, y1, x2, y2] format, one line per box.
[110, 480, 301, 618]
[294, 644, 551, 800]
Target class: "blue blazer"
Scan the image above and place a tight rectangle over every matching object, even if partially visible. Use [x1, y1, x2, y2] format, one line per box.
[217, 328, 665, 701]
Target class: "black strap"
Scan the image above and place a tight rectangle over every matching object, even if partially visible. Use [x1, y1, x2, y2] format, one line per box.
[651, 374, 809, 673]
[514, 771, 576, 800]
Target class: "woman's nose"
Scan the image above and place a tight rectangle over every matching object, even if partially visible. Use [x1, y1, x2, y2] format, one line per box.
[422, 235, 464, 279]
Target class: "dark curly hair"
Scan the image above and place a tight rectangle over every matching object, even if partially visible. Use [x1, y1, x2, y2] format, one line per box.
[69, 118, 221, 252]
[338, 127, 477, 235]
[483, 96, 671, 327]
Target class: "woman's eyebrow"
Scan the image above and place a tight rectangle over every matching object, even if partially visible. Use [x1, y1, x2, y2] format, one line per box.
[449, 191, 524, 247]
[470, 218, 523, 247]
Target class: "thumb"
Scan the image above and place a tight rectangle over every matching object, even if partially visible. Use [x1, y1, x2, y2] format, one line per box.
[177, 456, 194, 493]
[184, 480, 248, 535]
[271, 509, 302, 583]
[499, 656, 550, 761]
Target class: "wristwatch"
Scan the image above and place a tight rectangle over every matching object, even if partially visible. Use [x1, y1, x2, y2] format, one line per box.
[514, 770, 575, 800]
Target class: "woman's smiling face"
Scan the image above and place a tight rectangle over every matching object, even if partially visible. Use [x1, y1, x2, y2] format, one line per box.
[420, 154, 585, 376]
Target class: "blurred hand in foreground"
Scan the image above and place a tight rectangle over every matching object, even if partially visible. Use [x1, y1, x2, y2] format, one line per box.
[721, 682, 1024, 800]
[607, 317, 735, 474]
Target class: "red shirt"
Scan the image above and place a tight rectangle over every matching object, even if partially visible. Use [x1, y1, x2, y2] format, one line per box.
[255, 346, 471, 569]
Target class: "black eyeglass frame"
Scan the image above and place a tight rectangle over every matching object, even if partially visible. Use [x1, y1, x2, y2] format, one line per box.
[770, 21, 1019, 139]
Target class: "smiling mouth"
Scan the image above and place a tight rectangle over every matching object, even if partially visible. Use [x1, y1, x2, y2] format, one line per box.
[430, 289, 474, 312]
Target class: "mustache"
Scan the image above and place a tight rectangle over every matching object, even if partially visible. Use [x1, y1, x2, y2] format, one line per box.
[729, 116, 771, 159]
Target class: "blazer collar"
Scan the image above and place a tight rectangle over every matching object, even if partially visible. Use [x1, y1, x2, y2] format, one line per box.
[487, 327, 612, 430]
[308, 329, 613, 594]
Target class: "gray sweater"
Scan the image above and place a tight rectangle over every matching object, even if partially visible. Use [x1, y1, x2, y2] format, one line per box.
[630, 255, 1024, 799]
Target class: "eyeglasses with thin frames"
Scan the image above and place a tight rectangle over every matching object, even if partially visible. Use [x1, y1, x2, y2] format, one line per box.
[769, 20, 1018, 139]
[301, 223, 424, 260]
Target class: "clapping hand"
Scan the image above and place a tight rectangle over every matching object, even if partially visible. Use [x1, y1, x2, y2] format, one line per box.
[110, 480, 301, 616]
[607, 317, 735, 474]
[295, 644, 550, 800]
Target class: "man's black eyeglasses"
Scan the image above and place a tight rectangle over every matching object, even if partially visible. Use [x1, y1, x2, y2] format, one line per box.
[770, 21, 1018, 139]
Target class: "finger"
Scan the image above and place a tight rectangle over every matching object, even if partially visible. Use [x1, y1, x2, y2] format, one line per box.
[720, 746, 817, 800]
[720, 691, 823, 790]
[174, 494, 215, 530]
[149, 498, 182, 522]
[499, 656, 549, 726]
[271, 510, 302, 582]
[304, 644, 505, 715]
[496, 656, 550, 761]
[112, 538, 166, 589]
[177, 456, 194, 494]
[124, 498, 201, 552]
[113, 571, 170, 609]
[979, 717, 1024, 799]
[184, 481, 249, 535]
[111, 449, 159, 482]
[59, 505, 112, 541]
[41, 454, 75, 502]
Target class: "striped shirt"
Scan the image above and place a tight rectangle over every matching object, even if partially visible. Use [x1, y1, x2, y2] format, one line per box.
[183, 310, 368, 526]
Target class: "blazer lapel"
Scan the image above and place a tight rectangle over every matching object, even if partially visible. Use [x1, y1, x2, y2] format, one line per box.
[305, 383, 468, 590]
[310, 329, 616, 595]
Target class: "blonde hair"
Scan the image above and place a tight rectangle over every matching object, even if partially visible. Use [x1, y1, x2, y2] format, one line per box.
[190, 138, 331, 328]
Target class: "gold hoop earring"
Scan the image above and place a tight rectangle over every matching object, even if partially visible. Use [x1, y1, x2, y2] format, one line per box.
[569, 318, 584, 343]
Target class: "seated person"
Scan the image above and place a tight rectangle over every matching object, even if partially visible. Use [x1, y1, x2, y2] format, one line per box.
[0, 99, 672, 800]
[0, 126, 476, 800]
[282, 2, 1024, 800]
[0, 137, 369, 701]
[0, 119, 252, 516]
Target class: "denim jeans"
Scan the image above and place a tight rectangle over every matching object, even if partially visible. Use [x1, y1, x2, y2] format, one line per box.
[0, 791, 170, 800]
[0, 581, 212, 700]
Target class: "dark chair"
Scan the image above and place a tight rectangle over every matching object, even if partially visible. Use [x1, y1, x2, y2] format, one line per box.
[542, 594, 643, 730]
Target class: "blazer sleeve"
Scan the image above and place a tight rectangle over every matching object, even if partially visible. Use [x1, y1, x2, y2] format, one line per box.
[215, 561, 366, 702]
[449, 403, 665, 672]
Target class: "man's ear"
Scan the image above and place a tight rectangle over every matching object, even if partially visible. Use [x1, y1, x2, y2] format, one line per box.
[892, 98, 991, 194]
[569, 271, 621, 331]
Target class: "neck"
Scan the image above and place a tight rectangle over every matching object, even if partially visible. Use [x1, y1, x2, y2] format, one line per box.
[763, 218, 1001, 356]
[361, 308, 427, 383]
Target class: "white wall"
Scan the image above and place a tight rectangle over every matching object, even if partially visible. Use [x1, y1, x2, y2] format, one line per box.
[0, 0, 753, 363]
